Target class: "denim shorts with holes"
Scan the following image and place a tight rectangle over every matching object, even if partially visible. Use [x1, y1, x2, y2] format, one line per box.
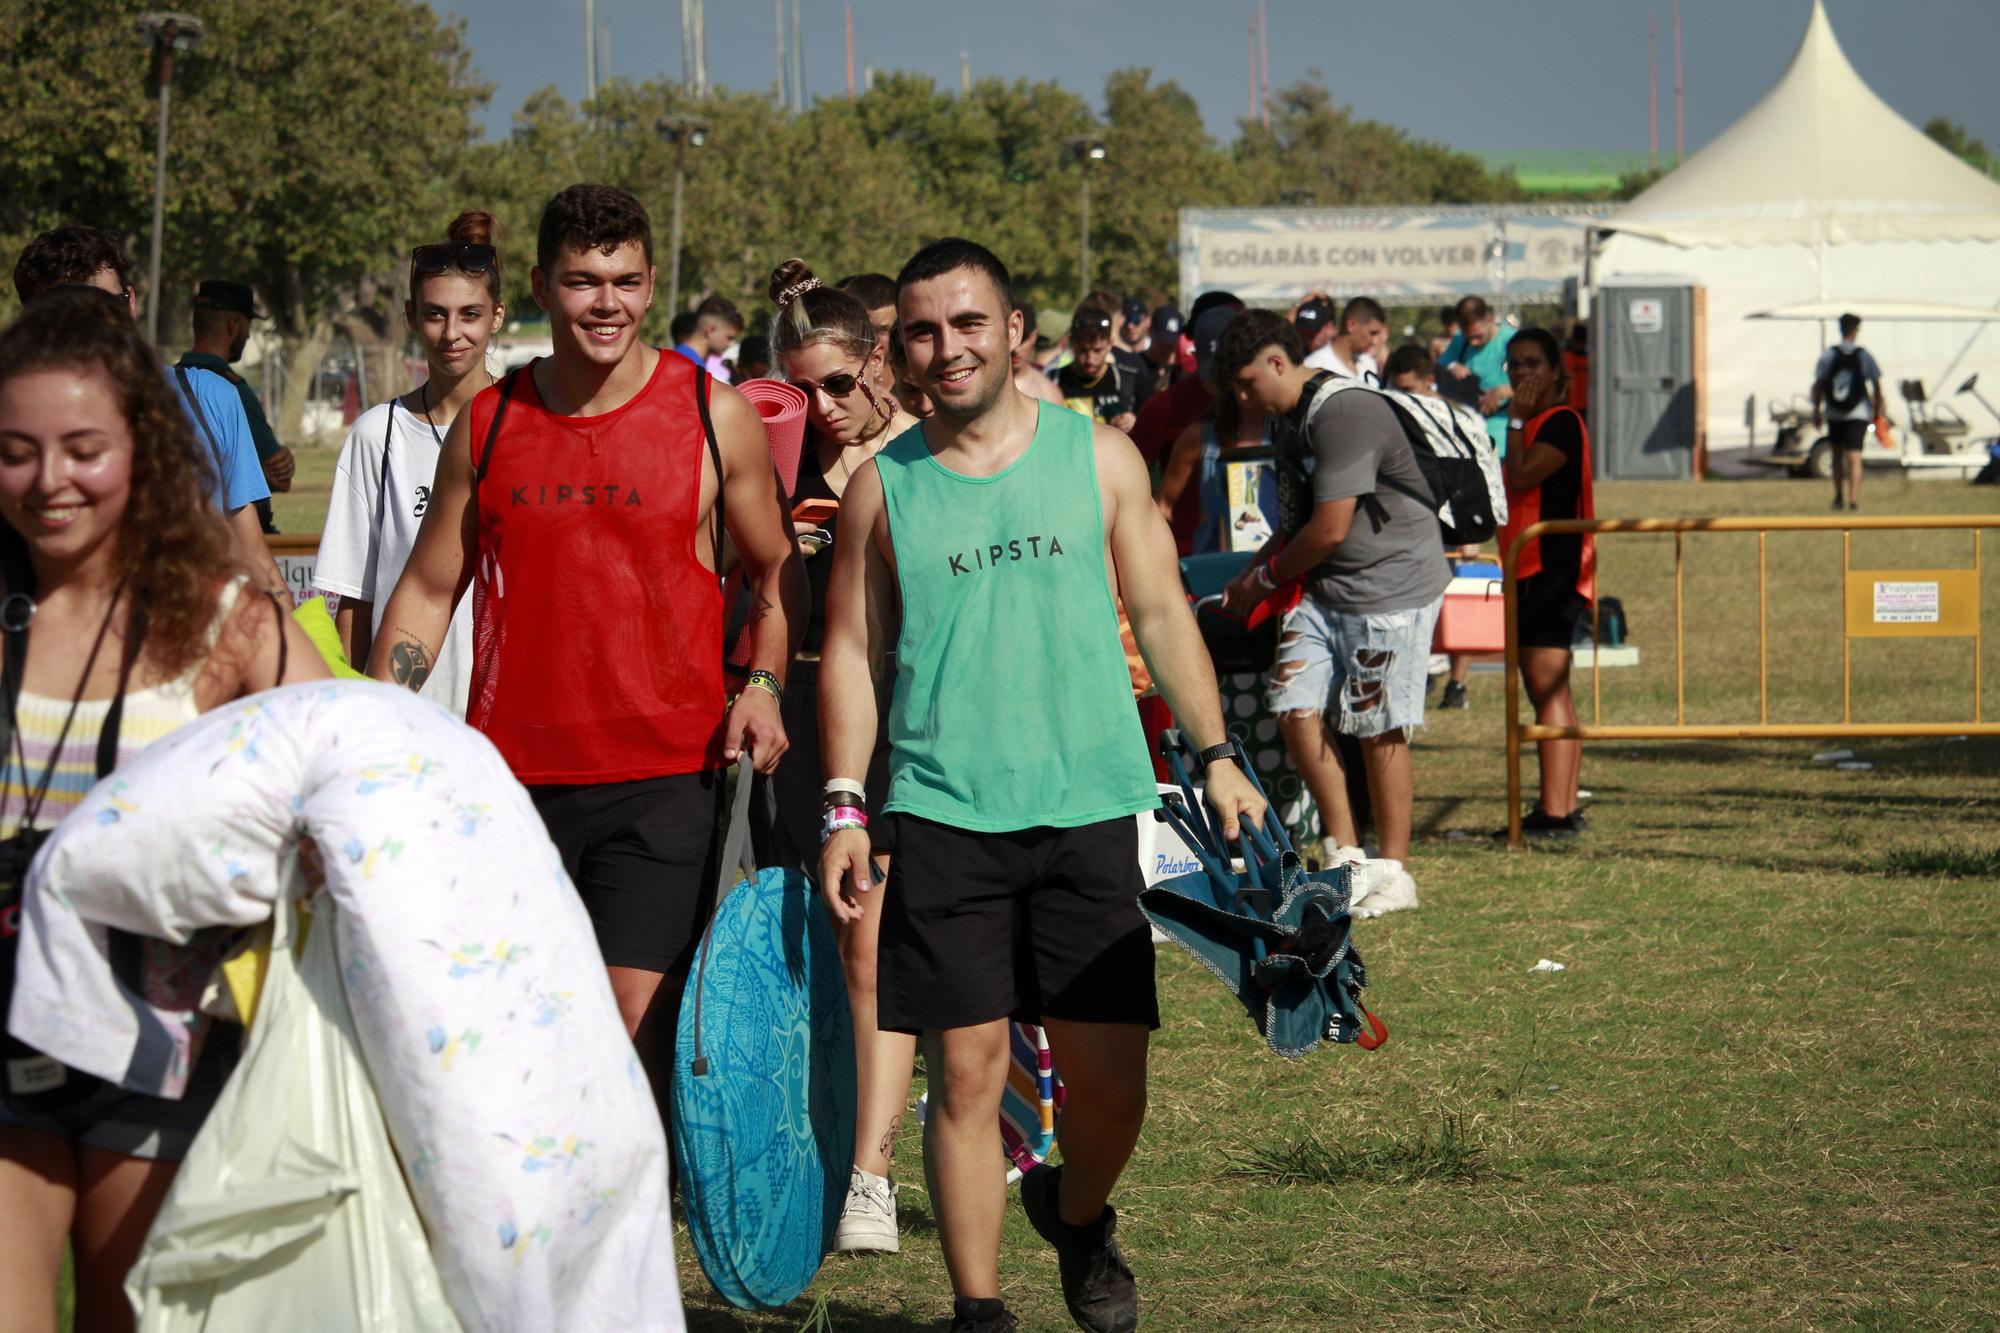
[1265, 592, 1445, 738]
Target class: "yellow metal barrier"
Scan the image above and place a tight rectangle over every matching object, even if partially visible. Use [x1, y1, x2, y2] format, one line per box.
[1503, 515, 1999, 849]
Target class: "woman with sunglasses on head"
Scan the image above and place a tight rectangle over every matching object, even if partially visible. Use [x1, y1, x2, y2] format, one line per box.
[1495, 326, 1595, 840]
[765, 256, 918, 1256]
[0, 287, 326, 1333]
[314, 211, 504, 712]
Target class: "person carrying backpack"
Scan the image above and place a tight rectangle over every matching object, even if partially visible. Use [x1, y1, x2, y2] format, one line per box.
[1810, 313, 1886, 511]
[1215, 308, 1454, 918]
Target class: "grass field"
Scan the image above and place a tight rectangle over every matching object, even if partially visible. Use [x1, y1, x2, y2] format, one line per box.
[268, 450, 2000, 1329]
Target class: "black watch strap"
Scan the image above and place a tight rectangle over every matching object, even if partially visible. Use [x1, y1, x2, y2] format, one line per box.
[1196, 740, 1241, 770]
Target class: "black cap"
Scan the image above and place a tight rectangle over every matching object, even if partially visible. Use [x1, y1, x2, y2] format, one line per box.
[1120, 297, 1147, 325]
[1294, 296, 1334, 334]
[1151, 306, 1184, 339]
[1190, 306, 1236, 375]
[191, 279, 266, 319]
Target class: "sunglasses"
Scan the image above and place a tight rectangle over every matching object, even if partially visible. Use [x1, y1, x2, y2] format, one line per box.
[411, 243, 497, 279]
[1071, 312, 1114, 339]
[794, 366, 867, 399]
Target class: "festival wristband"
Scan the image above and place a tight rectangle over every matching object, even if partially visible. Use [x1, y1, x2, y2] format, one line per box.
[821, 813, 868, 843]
[824, 777, 866, 800]
[744, 669, 782, 704]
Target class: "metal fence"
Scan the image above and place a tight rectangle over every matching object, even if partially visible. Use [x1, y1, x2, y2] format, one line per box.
[1502, 515, 1998, 848]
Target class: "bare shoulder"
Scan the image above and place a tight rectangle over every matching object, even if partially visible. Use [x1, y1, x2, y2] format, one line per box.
[1091, 421, 1150, 491]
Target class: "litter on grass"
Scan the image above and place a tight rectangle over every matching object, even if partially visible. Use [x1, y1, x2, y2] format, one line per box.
[1530, 959, 1566, 973]
[1837, 761, 1874, 771]
[1813, 749, 1854, 762]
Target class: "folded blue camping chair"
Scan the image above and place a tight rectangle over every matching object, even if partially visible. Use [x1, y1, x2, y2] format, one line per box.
[1141, 730, 1386, 1058]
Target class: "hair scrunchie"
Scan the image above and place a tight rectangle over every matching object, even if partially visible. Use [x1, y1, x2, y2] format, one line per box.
[778, 276, 823, 309]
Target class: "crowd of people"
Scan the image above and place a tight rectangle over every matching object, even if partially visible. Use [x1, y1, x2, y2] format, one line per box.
[0, 178, 1601, 1331]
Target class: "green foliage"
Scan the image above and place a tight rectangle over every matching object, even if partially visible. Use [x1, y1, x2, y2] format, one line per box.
[2, 11, 1519, 367]
[1923, 115, 1990, 165]
[0, 0, 486, 335]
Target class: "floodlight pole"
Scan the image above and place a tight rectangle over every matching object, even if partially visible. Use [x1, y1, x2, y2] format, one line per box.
[658, 115, 709, 315]
[136, 12, 204, 344]
[1070, 137, 1106, 299]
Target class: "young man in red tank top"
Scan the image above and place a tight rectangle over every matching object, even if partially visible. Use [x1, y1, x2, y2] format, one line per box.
[367, 184, 805, 1101]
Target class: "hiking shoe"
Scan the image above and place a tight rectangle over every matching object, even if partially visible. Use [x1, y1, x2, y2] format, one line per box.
[1020, 1164, 1138, 1333]
[1348, 859, 1419, 919]
[1438, 681, 1469, 710]
[833, 1166, 899, 1254]
[951, 1298, 1019, 1333]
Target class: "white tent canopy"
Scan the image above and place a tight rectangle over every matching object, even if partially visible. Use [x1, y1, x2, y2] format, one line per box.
[1602, 1, 2000, 249]
[1749, 300, 2000, 323]
[1593, 1, 2000, 449]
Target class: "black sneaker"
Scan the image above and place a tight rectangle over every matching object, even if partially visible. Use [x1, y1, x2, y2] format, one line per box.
[951, 1297, 1019, 1333]
[1020, 1164, 1138, 1333]
[1491, 806, 1586, 840]
[1439, 681, 1469, 710]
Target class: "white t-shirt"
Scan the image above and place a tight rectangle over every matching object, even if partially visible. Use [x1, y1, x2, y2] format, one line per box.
[315, 397, 474, 715]
[1305, 343, 1380, 385]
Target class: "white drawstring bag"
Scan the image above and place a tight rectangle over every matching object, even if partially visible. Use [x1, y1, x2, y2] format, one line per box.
[126, 857, 462, 1331]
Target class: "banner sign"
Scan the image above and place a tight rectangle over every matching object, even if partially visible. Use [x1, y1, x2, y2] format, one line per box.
[1177, 205, 1617, 307]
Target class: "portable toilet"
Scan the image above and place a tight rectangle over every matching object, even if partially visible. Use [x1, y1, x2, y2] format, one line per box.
[1590, 274, 1708, 480]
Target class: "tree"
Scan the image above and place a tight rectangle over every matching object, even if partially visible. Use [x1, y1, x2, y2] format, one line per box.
[1924, 116, 1991, 167]
[0, 0, 488, 440]
[1232, 79, 1518, 209]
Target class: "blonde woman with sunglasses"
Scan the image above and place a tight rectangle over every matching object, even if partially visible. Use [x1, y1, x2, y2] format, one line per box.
[765, 255, 918, 1254]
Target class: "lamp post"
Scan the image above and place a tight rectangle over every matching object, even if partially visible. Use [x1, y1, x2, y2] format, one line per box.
[135, 11, 204, 344]
[1068, 136, 1106, 299]
[657, 114, 710, 316]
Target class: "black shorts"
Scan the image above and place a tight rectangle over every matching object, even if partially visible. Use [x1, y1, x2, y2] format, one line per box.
[529, 770, 725, 976]
[1830, 418, 1869, 451]
[876, 812, 1159, 1035]
[1518, 572, 1591, 649]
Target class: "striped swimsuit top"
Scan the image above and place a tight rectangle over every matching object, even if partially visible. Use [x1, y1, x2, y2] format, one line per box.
[1, 579, 244, 838]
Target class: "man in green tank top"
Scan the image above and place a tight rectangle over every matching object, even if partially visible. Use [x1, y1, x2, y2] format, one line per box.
[819, 239, 1265, 1333]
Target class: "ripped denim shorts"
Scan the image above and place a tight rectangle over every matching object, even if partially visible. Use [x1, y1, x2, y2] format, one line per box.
[1266, 592, 1445, 738]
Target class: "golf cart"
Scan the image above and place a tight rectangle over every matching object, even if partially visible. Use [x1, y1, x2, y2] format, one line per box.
[1746, 393, 1896, 478]
[1879, 373, 2000, 480]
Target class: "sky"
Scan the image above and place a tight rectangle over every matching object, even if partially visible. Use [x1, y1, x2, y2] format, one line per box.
[441, 0, 1999, 158]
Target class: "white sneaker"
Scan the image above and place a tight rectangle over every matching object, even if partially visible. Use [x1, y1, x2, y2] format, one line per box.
[1348, 859, 1419, 919]
[1319, 840, 1368, 869]
[833, 1166, 899, 1253]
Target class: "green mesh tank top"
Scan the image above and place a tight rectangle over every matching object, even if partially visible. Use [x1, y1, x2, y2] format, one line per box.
[874, 405, 1158, 831]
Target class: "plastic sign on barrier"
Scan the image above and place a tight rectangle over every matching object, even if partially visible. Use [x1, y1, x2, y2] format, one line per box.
[1845, 569, 1979, 638]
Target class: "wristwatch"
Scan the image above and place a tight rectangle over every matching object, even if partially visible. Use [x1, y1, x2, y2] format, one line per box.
[1196, 740, 1242, 771]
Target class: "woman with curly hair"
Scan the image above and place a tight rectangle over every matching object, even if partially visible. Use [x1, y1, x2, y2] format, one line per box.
[0, 286, 325, 1333]
[765, 256, 919, 1255]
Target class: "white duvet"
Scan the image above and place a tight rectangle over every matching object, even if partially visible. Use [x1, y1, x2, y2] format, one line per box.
[9, 682, 683, 1332]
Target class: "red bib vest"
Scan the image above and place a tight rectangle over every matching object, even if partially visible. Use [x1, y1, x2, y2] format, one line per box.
[466, 351, 725, 783]
[1499, 404, 1596, 598]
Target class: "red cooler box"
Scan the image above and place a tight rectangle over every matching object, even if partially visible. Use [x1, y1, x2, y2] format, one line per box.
[1434, 561, 1505, 653]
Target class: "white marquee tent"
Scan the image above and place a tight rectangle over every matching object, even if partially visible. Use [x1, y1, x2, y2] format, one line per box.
[1592, 0, 2000, 450]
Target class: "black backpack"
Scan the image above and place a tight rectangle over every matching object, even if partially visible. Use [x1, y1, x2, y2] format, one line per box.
[1825, 346, 1870, 415]
[1282, 373, 1505, 547]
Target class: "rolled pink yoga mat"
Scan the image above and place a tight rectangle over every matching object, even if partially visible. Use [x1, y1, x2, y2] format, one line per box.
[737, 378, 808, 493]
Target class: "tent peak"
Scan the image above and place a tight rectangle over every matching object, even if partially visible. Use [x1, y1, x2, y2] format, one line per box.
[1601, 0, 2000, 249]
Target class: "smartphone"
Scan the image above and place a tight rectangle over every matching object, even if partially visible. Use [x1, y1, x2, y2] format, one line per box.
[792, 497, 840, 525]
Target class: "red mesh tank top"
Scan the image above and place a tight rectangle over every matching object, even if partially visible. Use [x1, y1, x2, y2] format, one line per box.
[466, 350, 725, 783]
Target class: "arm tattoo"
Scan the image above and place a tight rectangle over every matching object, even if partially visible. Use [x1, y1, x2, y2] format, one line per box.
[389, 639, 432, 690]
